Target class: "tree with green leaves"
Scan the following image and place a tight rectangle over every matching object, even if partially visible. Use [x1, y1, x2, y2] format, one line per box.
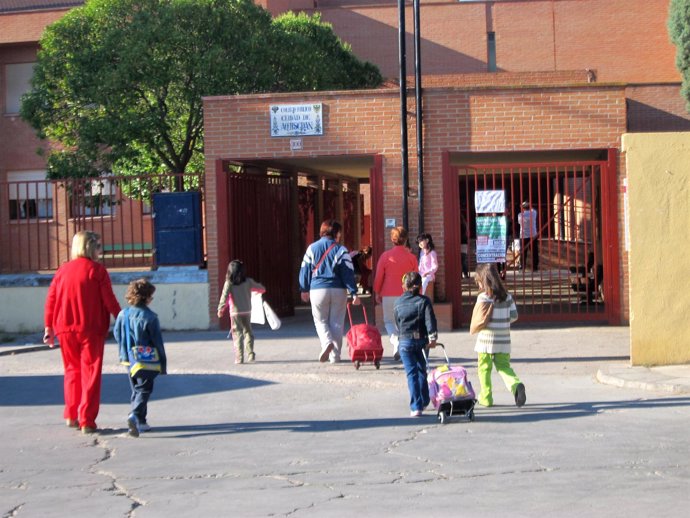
[21, 0, 382, 184]
[669, 0, 690, 111]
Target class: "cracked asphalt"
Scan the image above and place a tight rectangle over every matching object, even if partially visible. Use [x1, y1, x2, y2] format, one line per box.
[2, 308, 689, 517]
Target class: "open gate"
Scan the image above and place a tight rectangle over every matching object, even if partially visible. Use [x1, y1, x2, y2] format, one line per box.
[443, 155, 621, 326]
[226, 171, 294, 316]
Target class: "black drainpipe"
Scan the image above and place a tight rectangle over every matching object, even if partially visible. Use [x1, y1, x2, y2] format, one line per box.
[398, 0, 409, 230]
[413, 0, 423, 233]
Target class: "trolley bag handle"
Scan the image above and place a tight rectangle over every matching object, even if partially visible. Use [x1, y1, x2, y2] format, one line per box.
[346, 302, 370, 327]
[423, 342, 450, 366]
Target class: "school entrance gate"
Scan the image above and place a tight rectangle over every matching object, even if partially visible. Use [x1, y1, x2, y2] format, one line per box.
[443, 153, 621, 326]
[215, 157, 382, 323]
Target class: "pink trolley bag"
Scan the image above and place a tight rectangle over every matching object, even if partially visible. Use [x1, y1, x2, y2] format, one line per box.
[426, 344, 476, 424]
[346, 303, 383, 370]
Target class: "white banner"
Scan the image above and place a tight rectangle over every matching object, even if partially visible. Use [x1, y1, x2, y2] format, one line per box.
[474, 190, 505, 214]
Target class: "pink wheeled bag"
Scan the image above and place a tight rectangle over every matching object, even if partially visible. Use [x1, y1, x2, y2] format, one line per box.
[426, 344, 476, 423]
[346, 303, 383, 369]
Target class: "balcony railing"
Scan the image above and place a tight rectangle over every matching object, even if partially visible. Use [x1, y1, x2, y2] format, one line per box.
[0, 173, 204, 273]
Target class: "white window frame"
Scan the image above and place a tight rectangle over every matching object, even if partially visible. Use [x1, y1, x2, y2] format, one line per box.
[72, 177, 118, 218]
[4, 62, 35, 115]
[7, 170, 53, 220]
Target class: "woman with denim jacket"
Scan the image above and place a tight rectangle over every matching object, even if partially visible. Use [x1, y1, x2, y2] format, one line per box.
[393, 272, 438, 417]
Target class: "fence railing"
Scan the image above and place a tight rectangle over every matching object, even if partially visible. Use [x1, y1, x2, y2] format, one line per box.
[0, 172, 204, 273]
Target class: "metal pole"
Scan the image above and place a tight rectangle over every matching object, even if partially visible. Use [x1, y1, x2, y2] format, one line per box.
[413, 0, 423, 233]
[398, 0, 409, 230]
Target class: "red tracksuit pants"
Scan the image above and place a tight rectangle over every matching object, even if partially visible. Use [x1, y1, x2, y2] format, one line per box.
[58, 331, 105, 428]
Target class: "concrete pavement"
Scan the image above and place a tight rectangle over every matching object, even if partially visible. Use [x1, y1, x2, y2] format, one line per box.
[4, 317, 690, 395]
[2, 309, 690, 517]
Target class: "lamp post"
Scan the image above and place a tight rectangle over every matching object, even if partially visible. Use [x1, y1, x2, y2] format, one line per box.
[413, 0, 424, 233]
[397, 0, 409, 230]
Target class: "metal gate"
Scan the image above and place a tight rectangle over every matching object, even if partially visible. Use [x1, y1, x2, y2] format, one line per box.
[445, 158, 620, 325]
[226, 172, 293, 316]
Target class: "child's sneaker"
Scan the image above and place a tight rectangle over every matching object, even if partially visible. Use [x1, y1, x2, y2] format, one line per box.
[514, 383, 526, 407]
[127, 415, 140, 437]
[247, 352, 256, 363]
[138, 422, 152, 433]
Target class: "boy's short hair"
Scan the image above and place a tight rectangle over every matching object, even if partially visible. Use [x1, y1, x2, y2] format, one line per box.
[126, 278, 156, 306]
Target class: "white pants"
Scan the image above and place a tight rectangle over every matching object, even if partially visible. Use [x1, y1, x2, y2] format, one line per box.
[310, 288, 348, 360]
[382, 296, 399, 353]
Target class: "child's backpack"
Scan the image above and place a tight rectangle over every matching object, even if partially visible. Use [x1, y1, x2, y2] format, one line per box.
[428, 364, 475, 409]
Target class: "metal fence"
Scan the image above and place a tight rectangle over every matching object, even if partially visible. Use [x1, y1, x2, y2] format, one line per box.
[0, 173, 204, 273]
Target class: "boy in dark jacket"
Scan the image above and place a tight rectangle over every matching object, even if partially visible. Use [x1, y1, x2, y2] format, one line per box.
[114, 279, 167, 437]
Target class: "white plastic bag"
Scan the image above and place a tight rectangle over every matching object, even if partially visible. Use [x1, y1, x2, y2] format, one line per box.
[250, 292, 266, 325]
[262, 300, 281, 330]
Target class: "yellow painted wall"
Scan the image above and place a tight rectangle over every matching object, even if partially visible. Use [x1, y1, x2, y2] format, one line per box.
[623, 132, 690, 366]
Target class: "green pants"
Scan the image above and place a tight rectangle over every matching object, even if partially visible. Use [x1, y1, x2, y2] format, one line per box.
[231, 315, 254, 362]
[477, 352, 521, 407]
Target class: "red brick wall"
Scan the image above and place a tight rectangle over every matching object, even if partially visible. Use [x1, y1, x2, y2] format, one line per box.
[0, 44, 47, 174]
[304, 0, 679, 84]
[626, 84, 690, 132]
[0, 10, 71, 44]
[204, 83, 629, 323]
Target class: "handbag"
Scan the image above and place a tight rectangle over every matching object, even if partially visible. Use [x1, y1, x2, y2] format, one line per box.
[469, 299, 494, 335]
[262, 300, 281, 330]
[125, 308, 161, 375]
[250, 291, 266, 325]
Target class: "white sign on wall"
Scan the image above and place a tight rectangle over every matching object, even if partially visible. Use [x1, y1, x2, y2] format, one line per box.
[271, 103, 323, 137]
[474, 190, 505, 214]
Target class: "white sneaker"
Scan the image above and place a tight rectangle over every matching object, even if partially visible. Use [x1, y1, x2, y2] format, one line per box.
[319, 342, 334, 362]
[138, 423, 152, 433]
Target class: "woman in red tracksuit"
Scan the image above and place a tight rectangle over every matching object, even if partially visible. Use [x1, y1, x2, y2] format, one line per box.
[44, 230, 121, 434]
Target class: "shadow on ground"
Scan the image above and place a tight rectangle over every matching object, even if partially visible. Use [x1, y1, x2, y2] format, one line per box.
[0, 373, 273, 406]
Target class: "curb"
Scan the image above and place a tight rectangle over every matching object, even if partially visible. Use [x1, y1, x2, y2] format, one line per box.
[596, 368, 690, 395]
[0, 344, 53, 357]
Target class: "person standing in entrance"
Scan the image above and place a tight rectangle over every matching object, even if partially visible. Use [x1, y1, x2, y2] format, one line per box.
[373, 226, 418, 360]
[299, 220, 360, 363]
[517, 201, 539, 271]
[43, 230, 121, 434]
[416, 232, 438, 302]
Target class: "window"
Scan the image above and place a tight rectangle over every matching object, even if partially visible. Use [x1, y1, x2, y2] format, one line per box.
[4, 62, 34, 114]
[7, 171, 53, 220]
[487, 32, 497, 72]
[71, 178, 118, 217]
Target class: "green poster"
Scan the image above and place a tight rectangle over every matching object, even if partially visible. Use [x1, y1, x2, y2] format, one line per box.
[476, 216, 507, 263]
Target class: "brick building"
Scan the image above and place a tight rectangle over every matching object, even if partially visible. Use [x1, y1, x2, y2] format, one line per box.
[2, 0, 688, 328]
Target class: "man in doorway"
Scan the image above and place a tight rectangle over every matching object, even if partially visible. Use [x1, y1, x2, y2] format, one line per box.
[518, 201, 539, 271]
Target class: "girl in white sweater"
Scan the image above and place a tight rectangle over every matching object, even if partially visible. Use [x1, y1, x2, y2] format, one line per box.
[472, 263, 526, 408]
